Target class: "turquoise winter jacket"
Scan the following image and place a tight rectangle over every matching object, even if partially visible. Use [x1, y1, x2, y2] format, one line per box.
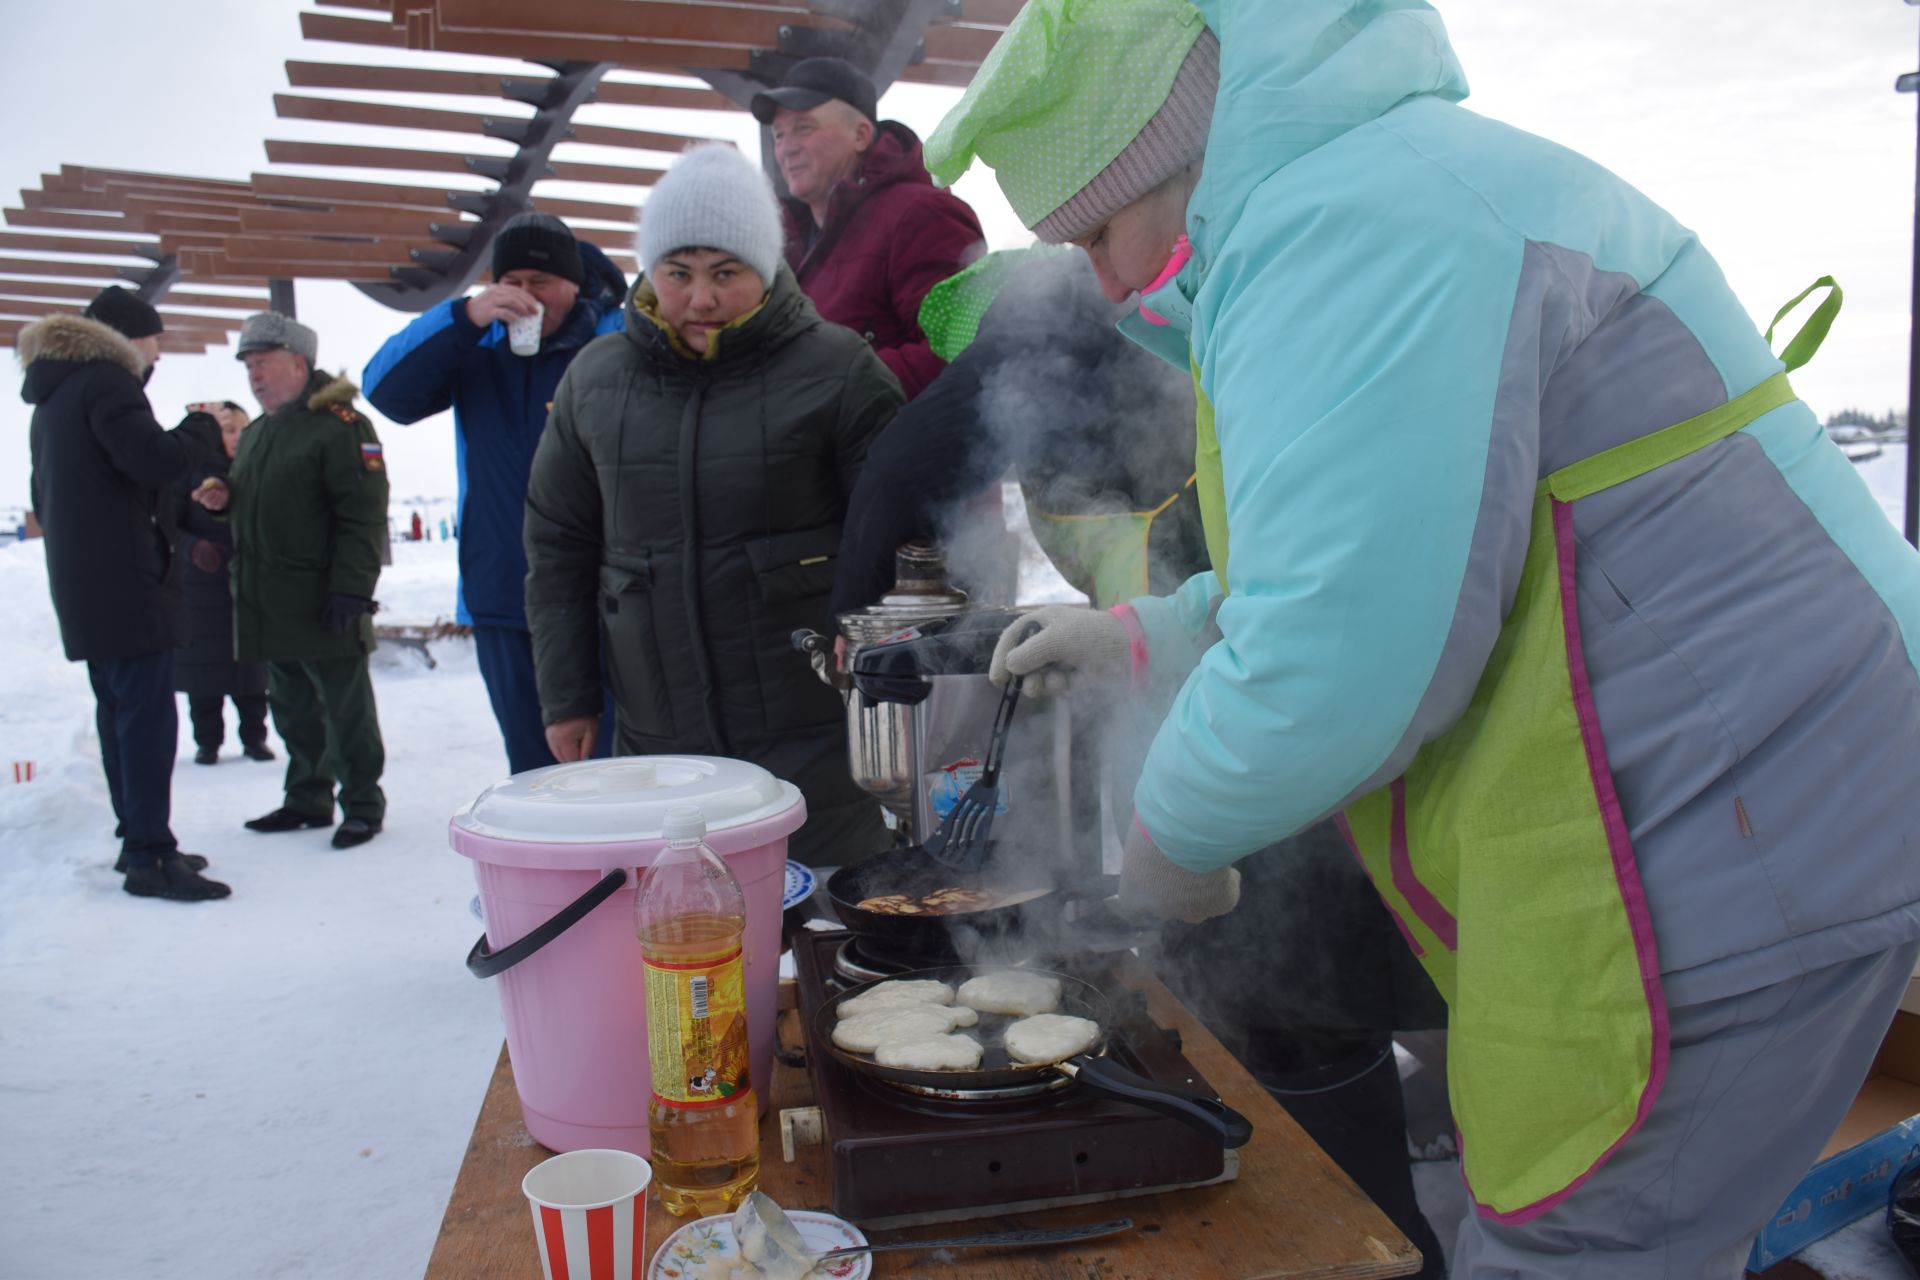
[1124, 0, 1920, 1004]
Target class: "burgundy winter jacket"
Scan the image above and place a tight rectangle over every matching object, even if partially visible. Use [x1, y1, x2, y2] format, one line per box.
[782, 121, 984, 400]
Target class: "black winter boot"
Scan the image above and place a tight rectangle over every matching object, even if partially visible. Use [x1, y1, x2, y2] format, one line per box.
[115, 851, 208, 873]
[245, 807, 332, 833]
[123, 855, 231, 901]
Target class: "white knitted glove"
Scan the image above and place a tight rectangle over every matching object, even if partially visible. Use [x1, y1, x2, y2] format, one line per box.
[988, 606, 1131, 689]
[1116, 820, 1242, 925]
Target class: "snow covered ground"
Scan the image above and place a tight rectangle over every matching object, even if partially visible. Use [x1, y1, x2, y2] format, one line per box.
[0, 448, 1915, 1278]
[0, 536, 509, 1279]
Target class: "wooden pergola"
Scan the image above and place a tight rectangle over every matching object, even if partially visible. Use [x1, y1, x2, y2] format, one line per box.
[0, 0, 1015, 354]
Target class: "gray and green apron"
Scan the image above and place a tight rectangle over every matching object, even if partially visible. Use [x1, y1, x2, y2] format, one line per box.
[1192, 281, 1841, 1219]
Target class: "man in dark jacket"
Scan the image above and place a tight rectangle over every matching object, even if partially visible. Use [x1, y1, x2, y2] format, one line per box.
[363, 214, 624, 773]
[752, 57, 984, 400]
[20, 287, 230, 901]
[196, 313, 391, 850]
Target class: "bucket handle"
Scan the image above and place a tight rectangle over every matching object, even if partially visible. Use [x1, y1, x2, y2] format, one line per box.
[466, 868, 627, 979]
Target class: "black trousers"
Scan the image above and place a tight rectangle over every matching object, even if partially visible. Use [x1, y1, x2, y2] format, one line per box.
[87, 651, 180, 870]
[188, 692, 269, 751]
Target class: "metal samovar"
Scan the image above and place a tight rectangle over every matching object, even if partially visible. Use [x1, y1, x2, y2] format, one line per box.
[794, 543, 971, 836]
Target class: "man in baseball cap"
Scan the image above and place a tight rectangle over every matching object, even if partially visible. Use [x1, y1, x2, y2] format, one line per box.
[746, 56, 982, 400]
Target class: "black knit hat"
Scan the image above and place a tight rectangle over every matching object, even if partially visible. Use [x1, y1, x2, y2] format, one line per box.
[490, 212, 585, 286]
[83, 286, 163, 340]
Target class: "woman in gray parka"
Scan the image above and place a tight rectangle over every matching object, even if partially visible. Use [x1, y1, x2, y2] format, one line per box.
[524, 144, 903, 864]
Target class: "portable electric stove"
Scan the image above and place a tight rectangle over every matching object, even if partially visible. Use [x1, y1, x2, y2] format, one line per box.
[792, 928, 1240, 1227]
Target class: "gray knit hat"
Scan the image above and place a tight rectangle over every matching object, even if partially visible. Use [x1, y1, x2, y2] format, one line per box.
[234, 312, 319, 367]
[637, 145, 784, 287]
[1032, 27, 1218, 245]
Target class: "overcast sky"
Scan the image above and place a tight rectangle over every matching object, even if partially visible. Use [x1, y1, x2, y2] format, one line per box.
[1, 0, 1914, 513]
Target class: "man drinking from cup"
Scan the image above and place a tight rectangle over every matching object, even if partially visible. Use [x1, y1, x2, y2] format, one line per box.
[363, 211, 626, 774]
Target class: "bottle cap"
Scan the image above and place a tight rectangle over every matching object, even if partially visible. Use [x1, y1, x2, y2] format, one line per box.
[662, 804, 707, 841]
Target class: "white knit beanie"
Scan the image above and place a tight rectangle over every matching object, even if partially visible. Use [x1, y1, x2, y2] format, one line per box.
[637, 145, 784, 287]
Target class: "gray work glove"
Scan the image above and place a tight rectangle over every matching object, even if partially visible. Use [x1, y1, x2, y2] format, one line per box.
[1116, 819, 1242, 925]
[988, 605, 1131, 690]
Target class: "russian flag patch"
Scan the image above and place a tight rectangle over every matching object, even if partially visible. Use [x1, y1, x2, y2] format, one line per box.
[361, 441, 384, 471]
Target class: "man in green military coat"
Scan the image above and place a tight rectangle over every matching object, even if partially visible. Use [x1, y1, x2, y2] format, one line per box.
[194, 313, 390, 848]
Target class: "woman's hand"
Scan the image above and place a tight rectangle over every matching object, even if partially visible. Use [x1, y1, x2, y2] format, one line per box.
[192, 477, 230, 511]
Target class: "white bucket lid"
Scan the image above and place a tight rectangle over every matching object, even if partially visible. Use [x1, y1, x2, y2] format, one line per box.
[451, 756, 802, 845]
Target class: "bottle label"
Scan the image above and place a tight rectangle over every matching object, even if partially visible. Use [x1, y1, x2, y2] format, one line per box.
[643, 947, 752, 1109]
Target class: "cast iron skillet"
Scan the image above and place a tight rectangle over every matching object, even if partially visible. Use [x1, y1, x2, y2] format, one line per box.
[812, 965, 1253, 1148]
[826, 845, 1056, 953]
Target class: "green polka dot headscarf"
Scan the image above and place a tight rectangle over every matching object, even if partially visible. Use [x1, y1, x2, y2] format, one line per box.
[925, 0, 1212, 242]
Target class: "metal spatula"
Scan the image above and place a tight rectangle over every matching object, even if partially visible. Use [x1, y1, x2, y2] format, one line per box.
[921, 676, 1022, 874]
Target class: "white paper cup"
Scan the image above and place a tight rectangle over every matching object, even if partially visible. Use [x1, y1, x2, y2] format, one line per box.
[508, 303, 545, 356]
[522, 1148, 652, 1280]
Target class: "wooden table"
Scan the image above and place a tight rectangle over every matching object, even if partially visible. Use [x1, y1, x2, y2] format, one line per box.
[426, 968, 1423, 1279]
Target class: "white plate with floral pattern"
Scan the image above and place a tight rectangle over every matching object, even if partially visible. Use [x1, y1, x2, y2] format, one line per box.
[648, 1208, 870, 1280]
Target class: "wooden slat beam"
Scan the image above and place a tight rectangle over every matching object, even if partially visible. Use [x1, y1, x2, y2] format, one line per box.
[0, 257, 138, 280]
[434, 0, 798, 49]
[272, 92, 714, 152]
[239, 206, 447, 236]
[0, 298, 233, 332]
[587, 79, 738, 113]
[0, 280, 264, 308]
[250, 173, 483, 211]
[549, 158, 664, 186]
[66, 166, 251, 195]
[529, 194, 638, 222]
[285, 61, 536, 100]
[21, 188, 123, 214]
[395, 19, 754, 74]
[220, 237, 440, 266]
[0, 231, 158, 259]
[0, 279, 112, 301]
[181, 250, 386, 283]
[5, 208, 142, 234]
[265, 139, 506, 177]
[301, 12, 407, 48]
[274, 93, 523, 138]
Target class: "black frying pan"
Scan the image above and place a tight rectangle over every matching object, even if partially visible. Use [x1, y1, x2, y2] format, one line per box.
[812, 965, 1252, 1148]
[827, 845, 1057, 953]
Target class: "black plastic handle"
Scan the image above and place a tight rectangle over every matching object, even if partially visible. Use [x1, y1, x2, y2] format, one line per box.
[1063, 1056, 1254, 1148]
[466, 868, 627, 979]
[978, 675, 1023, 785]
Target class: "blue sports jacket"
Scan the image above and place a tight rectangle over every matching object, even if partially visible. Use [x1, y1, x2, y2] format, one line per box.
[363, 241, 627, 628]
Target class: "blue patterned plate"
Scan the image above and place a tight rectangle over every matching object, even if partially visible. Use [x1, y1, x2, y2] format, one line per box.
[782, 861, 817, 911]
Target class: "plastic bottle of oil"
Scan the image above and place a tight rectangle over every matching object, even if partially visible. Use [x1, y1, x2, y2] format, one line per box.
[636, 804, 760, 1216]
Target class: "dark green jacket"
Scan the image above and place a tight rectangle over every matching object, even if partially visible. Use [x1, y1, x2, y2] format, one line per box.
[525, 265, 901, 852]
[229, 371, 390, 662]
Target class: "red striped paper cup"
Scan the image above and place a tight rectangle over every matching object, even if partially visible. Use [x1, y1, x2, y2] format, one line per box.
[522, 1148, 652, 1280]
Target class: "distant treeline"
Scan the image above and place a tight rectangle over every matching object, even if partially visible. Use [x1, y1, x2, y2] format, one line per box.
[1826, 407, 1907, 432]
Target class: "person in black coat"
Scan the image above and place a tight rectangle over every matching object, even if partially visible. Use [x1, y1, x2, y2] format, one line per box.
[20, 287, 230, 901]
[169, 401, 272, 765]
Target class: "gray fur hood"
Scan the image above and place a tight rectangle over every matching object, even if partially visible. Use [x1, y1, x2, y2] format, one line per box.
[16, 313, 148, 382]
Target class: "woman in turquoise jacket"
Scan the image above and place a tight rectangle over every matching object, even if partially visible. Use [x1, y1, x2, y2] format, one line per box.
[928, 1, 1920, 1273]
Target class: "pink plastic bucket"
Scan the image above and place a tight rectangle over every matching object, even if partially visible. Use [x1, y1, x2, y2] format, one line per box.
[449, 757, 805, 1156]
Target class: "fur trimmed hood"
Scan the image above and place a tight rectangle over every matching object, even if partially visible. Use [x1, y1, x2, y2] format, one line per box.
[306, 373, 359, 413]
[16, 313, 148, 381]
